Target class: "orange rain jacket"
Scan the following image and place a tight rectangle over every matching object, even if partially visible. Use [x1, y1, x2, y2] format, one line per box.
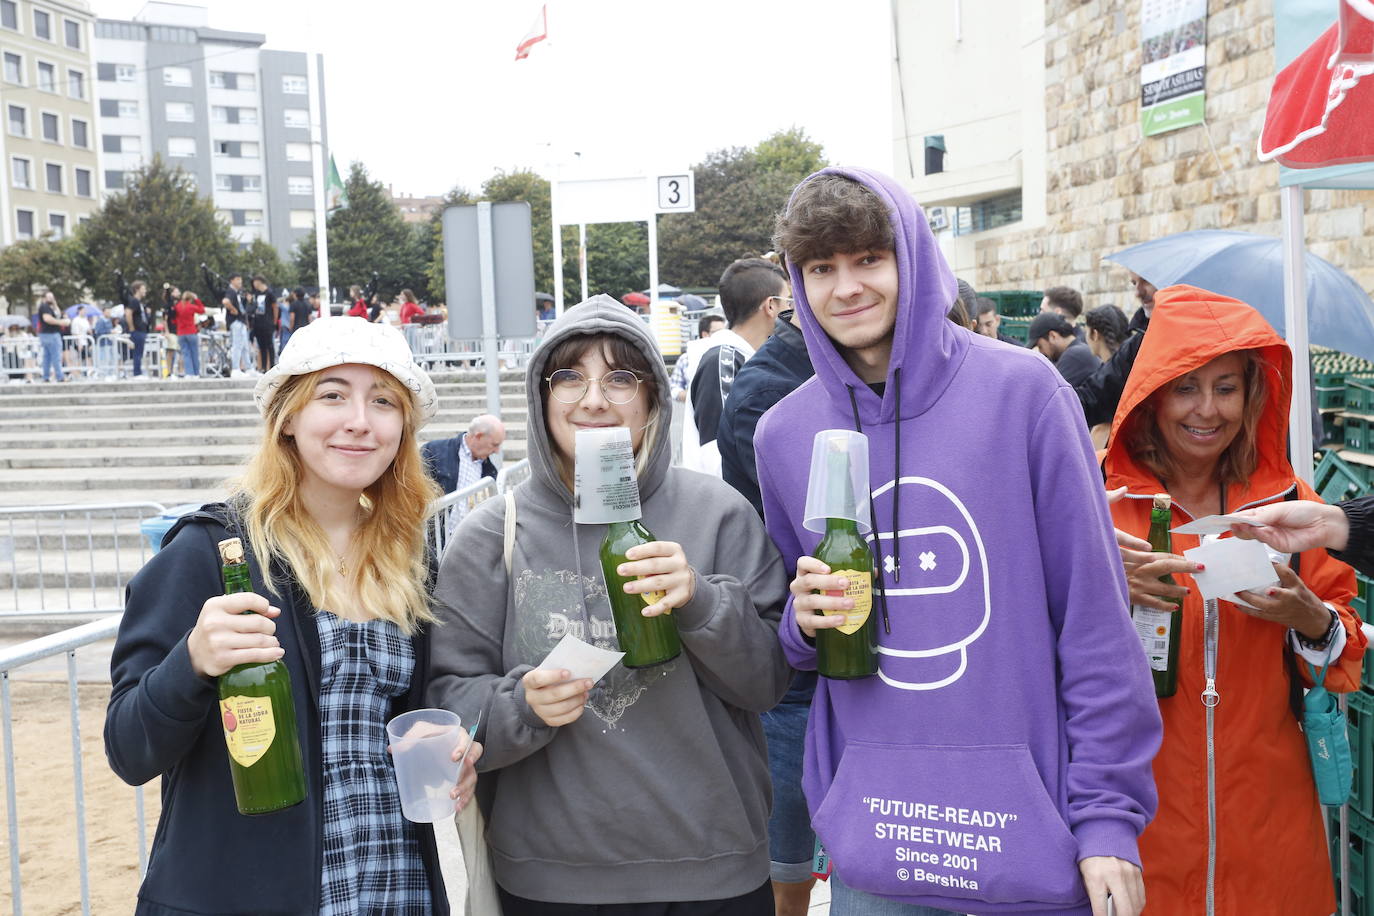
[1104, 285, 1365, 916]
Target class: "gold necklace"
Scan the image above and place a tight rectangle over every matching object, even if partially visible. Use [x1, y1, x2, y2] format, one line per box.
[336, 554, 348, 578]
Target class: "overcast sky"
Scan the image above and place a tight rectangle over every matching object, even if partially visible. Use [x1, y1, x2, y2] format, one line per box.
[97, 0, 894, 198]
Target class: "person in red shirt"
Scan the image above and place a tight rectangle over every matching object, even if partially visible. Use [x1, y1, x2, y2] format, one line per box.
[399, 289, 424, 324]
[173, 290, 206, 377]
[347, 285, 368, 319]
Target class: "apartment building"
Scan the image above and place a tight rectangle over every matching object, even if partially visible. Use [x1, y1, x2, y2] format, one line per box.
[0, 0, 101, 246]
[93, 2, 327, 258]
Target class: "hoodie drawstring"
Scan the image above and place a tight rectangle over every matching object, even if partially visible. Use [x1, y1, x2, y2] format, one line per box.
[846, 384, 892, 635]
[891, 368, 902, 583]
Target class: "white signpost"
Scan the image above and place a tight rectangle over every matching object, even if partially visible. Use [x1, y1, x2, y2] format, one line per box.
[549, 169, 696, 318]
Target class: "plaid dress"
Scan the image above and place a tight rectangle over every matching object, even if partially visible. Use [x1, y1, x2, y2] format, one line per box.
[317, 613, 431, 915]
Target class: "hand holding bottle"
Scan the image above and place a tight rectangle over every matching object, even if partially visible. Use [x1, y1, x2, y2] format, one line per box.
[789, 556, 858, 638]
[616, 540, 695, 617]
[522, 668, 594, 727]
[187, 593, 283, 678]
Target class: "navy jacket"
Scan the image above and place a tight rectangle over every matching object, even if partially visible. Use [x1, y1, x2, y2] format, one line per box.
[421, 432, 497, 495]
[718, 315, 813, 519]
[104, 505, 448, 915]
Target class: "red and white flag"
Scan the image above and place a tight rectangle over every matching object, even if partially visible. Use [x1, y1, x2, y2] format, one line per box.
[515, 4, 548, 61]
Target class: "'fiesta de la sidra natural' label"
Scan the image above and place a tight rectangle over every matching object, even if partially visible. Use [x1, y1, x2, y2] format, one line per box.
[220, 696, 277, 767]
[824, 569, 872, 635]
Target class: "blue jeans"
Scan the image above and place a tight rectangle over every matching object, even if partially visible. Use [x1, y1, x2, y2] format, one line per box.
[179, 333, 200, 376]
[230, 321, 250, 371]
[39, 333, 63, 381]
[829, 874, 957, 916]
[130, 331, 147, 376]
[762, 671, 817, 883]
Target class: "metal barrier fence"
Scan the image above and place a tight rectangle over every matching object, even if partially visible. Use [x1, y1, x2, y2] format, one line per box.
[1, 334, 165, 383]
[1, 502, 167, 620]
[0, 461, 531, 913]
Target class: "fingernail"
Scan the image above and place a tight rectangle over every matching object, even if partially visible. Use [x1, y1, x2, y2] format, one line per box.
[617, 566, 627, 575]
[1195, 564, 1206, 572]
[1267, 588, 1279, 597]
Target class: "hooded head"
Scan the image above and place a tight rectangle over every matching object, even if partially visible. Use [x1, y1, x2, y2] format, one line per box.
[1105, 285, 1293, 496]
[525, 295, 672, 505]
[773, 167, 962, 423]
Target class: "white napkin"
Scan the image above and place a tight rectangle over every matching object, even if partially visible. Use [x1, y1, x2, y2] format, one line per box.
[538, 633, 625, 684]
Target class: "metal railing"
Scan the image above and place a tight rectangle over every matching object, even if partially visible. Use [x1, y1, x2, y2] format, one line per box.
[426, 476, 498, 561]
[1, 615, 131, 916]
[1, 502, 167, 619]
[1, 334, 165, 383]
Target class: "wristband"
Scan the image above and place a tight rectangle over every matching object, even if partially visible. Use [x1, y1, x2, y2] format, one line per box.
[1296, 607, 1340, 652]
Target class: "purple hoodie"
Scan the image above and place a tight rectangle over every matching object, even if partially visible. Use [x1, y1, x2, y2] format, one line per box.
[754, 167, 1161, 914]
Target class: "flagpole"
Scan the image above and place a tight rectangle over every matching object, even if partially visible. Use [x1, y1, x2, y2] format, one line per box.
[308, 50, 330, 318]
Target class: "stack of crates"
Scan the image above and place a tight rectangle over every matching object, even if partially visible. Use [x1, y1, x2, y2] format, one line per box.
[1331, 345, 1374, 488]
[983, 291, 1042, 348]
[1333, 688, 1374, 914]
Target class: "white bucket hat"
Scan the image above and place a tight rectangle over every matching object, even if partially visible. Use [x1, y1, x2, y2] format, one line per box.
[253, 316, 438, 425]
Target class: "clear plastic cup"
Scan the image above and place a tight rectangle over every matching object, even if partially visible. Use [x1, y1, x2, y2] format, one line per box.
[386, 708, 463, 823]
[803, 429, 871, 535]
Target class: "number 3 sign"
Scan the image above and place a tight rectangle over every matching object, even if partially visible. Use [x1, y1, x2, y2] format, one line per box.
[655, 174, 695, 213]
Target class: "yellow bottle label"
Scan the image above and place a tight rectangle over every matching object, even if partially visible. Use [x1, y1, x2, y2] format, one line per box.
[823, 568, 872, 635]
[639, 578, 667, 612]
[220, 695, 277, 768]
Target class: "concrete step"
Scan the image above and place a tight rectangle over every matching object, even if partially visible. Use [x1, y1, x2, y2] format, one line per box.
[8, 380, 532, 407]
[0, 369, 529, 398]
[0, 393, 531, 422]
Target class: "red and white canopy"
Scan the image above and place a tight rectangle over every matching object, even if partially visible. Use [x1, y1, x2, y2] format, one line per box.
[1258, 0, 1374, 168]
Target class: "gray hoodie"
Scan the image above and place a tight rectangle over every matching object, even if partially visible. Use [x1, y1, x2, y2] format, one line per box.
[427, 295, 790, 905]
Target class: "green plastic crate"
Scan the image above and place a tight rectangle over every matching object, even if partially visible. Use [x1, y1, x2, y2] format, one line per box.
[982, 290, 1043, 319]
[1316, 450, 1370, 503]
[1330, 807, 1374, 916]
[1348, 415, 1374, 453]
[1321, 386, 1349, 410]
[1000, 316, 1032, 346]
[1350, 692, 1374, 821]
[1350, 378, 1374, 415]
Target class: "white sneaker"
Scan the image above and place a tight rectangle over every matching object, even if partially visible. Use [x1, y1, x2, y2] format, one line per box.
[231, 369, 245, 378]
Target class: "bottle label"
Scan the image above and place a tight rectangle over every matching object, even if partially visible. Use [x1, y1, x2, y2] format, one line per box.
[823, 569, 872, 635]
[1131, 607, 1172, 672]
[220, 695, 277, 767]
[639, 578, 667, 611]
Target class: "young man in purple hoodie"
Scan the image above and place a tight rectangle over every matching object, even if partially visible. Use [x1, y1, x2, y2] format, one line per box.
[753, 168, 1162, 916]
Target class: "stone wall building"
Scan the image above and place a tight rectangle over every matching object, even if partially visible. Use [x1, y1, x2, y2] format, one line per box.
[893, 0, 1373, 310]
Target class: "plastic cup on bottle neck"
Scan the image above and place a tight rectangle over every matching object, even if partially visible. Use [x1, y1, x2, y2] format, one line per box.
[803, 429, 872, 535]
[573, 426, 643, 525]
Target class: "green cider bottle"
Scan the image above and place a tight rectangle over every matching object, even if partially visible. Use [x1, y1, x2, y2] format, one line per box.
[1130, 494, 1184, 698]
[812, 449, 878, 680]
[600, 520, 682, 668]
[216, 537, 307, 815]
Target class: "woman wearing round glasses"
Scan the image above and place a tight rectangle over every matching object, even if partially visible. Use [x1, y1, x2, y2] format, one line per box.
[427, 295, 791, 914]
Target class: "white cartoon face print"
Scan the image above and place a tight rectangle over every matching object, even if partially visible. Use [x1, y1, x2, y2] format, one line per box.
[865, 476, 990, 691]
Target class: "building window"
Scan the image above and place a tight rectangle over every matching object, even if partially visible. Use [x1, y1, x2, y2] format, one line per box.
[163, 65, 191, 87]
[102, 134, 140, 154]
[209, 70, 226, 88]
[240, 141, 259, 159]
[214, 174, 232, 191]
[33, 8, 49, 40]
[283, 108, 308, 129]
[244, 210, 263, 226]
[168, 137, 196, 158]
[45, 162, 62, 193]
[289, 209, 315, 229]
[242, 175, 261, 191]
[285, 142, 310, 162]
[282, 74, 307, 94]
[214, 140, 234, 157]
[8, 104, 27, 137]
[3, 52, 21, 84]
[37, 61, 55, 92]
[70, 117, 88, 148]
[67, 69, 84, 99]
[954, 190, 1024, 236]
[165, 101, 194, 122]
[63, 18, 79, 49]
[75, 167, 91, 197]
[40, 111, 59, 142]
[104, 170, 124, 189]
[288, 176, 313, 196]
[0, 0, 16, 31]
[237, 73, 255, 91]
[11, 156, 31, 189]
[117, 63, 135, 82]
[211, 105, 229, 122]
[16, 209, 34, 240]
[238, 107, 257, 125]
[48, 212, 66, 238]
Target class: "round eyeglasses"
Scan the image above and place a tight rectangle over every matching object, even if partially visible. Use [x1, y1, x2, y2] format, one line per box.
[545, 368, 643, 404]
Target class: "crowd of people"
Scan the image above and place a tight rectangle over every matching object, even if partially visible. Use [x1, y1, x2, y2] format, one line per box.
[103, 165, 1365, 916]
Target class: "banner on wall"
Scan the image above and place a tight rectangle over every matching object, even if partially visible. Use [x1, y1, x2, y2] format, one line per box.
[1140, 0, 1209, 136]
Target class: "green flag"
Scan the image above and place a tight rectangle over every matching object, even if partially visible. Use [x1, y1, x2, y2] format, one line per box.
[326, 156, 347, 211]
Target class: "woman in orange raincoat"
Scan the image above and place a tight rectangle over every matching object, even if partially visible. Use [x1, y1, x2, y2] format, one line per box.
[1105, 285, 1365, 915]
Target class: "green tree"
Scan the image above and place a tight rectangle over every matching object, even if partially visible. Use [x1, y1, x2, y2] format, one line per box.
[582, 222, 649, 302]
[292, 161, 424, 299]
[658, 128, 827, 288]
[240, 237, 298, 290]
[0, 237, 88, 311]
[76, 156, 237, 300]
